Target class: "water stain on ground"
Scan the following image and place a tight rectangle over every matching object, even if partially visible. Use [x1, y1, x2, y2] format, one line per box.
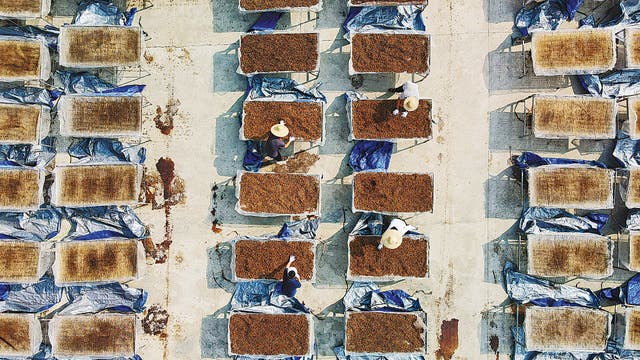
[435, 318, 459, 360]
[142, 304, 170, 338]
[490, 334, 500, 359]
[154, 97, 181, 135]
[144, 51, 154, 64]
[271, 152, 319, 173]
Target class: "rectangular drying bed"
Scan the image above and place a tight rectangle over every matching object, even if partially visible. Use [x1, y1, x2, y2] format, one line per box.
[235, 171, 321, 216]
[58, 26, 143, 68]
[0, 167, 44, 211]
[622, 167, 640, 208]
[241, 100, 324, 142]
[348, 98, 432, 140]
[232, 237, 316, 282]
[527, 165, 614, 209]
[51, 163, 142, 207]
[524, 306, 610, 352]
[531, 29, 616, 76]
[0, 102, 50, 145]
[345, 311, 425, 355]
[626, 28, 640, 69]
[58, 94, 143, 138]
[350, 32, 430, 75]
[531, 95, 616, 139]
[352, 171, 433, 214]
[239, 0, 322, 12]
[627, 96, 640, 140]
[0, 0, 50, 19]
[621, 231, 640, 271]
[49, 314, 136, 358]
[347, 234, 428, 281]
[348, 0, 427, 5]
[0, 240, 52, 284]
[0, 313, 42, 358]
[239, 32, 319, 75]
[54, 238, 141, 286]
[228, 312, 314, 357]
[623, 307, 640, 350]
[526, 232, 613, 279]
[0, 37, 50, 82]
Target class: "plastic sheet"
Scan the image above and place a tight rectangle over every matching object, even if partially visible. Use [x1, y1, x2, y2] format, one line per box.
[0, 277, 62, 313]
[596, 274, 640, 306]
[349, 212, 384, 236]
[580, 70, 640, 99]
[343, 6, 426, 40]
[515, 0, 584, 36]
[247, 75, 327, 103]
[0, 344, 143, 360]
[614, 133, 640, 167]
[59, 283, 147, 315]
[68, 138, 146, 164]
[63, 206, 147, 240]
[627, 209, 640, 230]
[502, 262, 600, 308]
[0, 87, 55, 108]
[56, 71, 145, 96]
[349, 141, 393, 172]
[511, 327, 591, 360]
[334, 345, 425, 360]
[277, 218, 319, 240]
[73, 0, 137, 26]
[519, 207, 608, 235]
[249, 12, 284, 31]
[514, 152, 607, 169]
[343, 282, 422, 312]
[0, 25, 59, 49]
[0, 209, 61, 241]
[0, 137, 55, 169]
[230, 281, 309, 314]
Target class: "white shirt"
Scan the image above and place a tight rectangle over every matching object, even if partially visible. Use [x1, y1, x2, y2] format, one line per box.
[400, 81, 419, 99]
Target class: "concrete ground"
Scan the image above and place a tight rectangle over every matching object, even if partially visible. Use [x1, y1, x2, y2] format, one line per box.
[43, 0, 630, 358]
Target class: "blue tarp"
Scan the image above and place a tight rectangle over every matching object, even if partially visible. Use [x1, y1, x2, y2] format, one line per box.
[63, 206, 147, 240]
[343, 282, 422, 312]
[0, 209, 62, 241]
[73, 0, 137, 26]
[230, 281, 309, 314]
[57, 71, 145, 96]
[0, 344, 143, 360]
[515, 0, 584, 36]
[349, 212, 384, 236]
[277, 217, 319, 240]
[614, 134, 640, 167]
[519, 207, 608, 235]
[596, 273, 640, 306]
[514, 152, 606, 169]
[580, 0, 640, 30]
[0, 278, 62, 313]
[247, 76, 326, 103]
[502, 262, 600, 308]
[0, 137, 55, 169]
[627, 209, 640, 231]
[0, 25, 59, 49]
[249, 12, 283, 32]
[68, 138, 146, 164]
[349, 141, 393, 172]
[0, 87, 56, 107]
[60, 282, 147, 315]
[243, 140, 263, 172]
[343, 6, 426, 39]
[580, 70, 640, 98]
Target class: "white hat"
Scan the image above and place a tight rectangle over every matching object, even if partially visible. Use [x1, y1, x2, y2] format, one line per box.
[271, 122, 289, 137]
[380, 229, 403, 250]
[403, 96, 419, 112]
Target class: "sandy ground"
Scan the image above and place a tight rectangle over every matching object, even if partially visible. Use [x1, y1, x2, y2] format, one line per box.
[38, 0, 628, 358]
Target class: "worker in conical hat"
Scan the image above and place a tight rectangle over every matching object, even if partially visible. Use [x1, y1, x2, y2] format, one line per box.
[388, 81, 420, 118]
[264, 119, 294, 162]
[377, 218, 417, 250]
[281, 255, 301, 298]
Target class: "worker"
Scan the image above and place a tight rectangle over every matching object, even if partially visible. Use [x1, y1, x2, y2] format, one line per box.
[281, 255, 301, 297]
[264, 120, 294, 162]
[378, 218, 416, 250]
[388, 81, 420, 118]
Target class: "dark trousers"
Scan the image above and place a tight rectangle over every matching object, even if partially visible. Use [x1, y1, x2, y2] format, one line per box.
[390, 85, 404, 93]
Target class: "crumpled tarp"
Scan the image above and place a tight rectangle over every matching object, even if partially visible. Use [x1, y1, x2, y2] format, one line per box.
[277, 217, 319, 240]
[0, 278, 62, 313]
[57, 71, 145, 96]
[349, 141, 393, 172]
[59, 282, 147, 315]
[614, 133, 640, 167]
[343, 6, 426, 40]
[514, 0, 584, 36]
[0, 87, 56, 108]
[350, 212, 384, 237]
[0, 25, 59, 49]
[247, 76, 327, 103]
[502, 262, 600, 308]
[579, 70, 640, 99]
[0, 209, 61, 241]
[243, 140, 262, 172]
[249, 12, 284, 32]
[63, 206, 147, 240]
[343, 282, 422, 312]
[0, 344, 143, 360]
[580, 0, 640, 31]
[514, 152, 606, 169]
[519, 207, 608, 235]
[627, 209, 640, 231]
[595, 273, 640, 306]
[68, 138, 146, 164]
[73, 0, 137, 26]
[230, 281, 309, 314]
[0, 137, 55, 169]
[334, 345, 425, 360]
